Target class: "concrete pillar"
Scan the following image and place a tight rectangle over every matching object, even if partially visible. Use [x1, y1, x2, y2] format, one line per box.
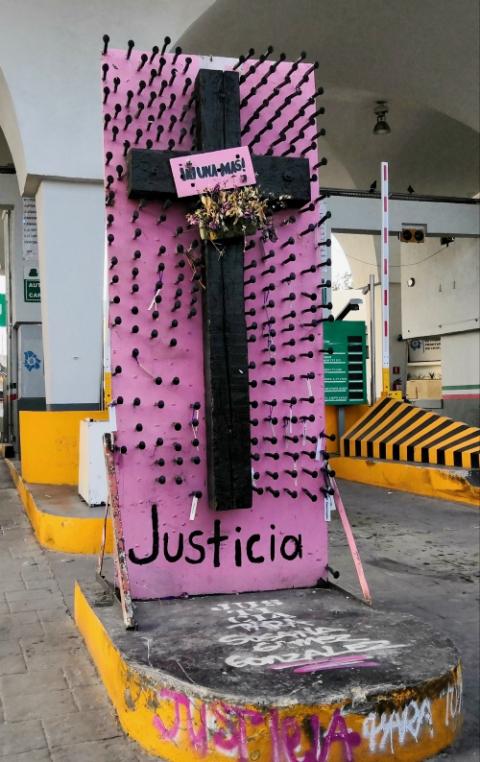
[35, 180, 104, 409]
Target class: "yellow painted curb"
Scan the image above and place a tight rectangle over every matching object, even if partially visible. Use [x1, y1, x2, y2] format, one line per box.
[331, 456, 480, 507]
[5, 458, 113, 554]
[20, 409, 109, 485]
[74, 582, 462, 761]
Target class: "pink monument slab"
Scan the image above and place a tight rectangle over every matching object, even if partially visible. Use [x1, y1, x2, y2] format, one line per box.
[102, 49, 331, 600]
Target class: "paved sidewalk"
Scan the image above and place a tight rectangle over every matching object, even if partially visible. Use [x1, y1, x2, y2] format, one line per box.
[0, 461, 156, 761]
[329, 480, 479, 762]
[1, 459, 478, 761]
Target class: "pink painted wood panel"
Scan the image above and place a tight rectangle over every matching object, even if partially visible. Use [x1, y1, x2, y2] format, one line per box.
[102, 48, 330, 599]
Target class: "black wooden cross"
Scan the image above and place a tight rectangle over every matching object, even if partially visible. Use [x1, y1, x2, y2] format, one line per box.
[128, 68, 311, 511]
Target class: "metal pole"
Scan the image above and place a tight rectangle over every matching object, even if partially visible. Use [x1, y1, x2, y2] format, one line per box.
[380, 162, 390, 395]
[2, 210, 14, 446]
[369, 273, 377, 403]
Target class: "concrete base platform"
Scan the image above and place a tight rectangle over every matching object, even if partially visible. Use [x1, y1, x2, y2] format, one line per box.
[4, 458, 113, 554]
[331, 456, 480, 507]
[75, 581, 463, 761]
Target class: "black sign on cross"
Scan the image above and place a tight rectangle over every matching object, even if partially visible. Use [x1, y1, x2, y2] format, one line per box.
[128, 68, 311, 511]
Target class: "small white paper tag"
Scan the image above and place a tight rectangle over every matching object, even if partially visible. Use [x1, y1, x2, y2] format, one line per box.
[189, 495, 198, 521]
[324, 494, 335, 521]
[148, 288, 162, 311]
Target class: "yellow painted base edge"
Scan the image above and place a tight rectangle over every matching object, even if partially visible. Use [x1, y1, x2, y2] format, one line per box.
[331, 456, 480, 507]
[74, 581, 462, 762]
[4, 458, 113, 554]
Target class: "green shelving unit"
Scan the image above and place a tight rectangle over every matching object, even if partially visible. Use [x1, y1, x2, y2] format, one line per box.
[323, 320, 368, 405]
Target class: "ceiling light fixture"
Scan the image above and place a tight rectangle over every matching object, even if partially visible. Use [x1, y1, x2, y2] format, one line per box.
[373, 101, 391, 135]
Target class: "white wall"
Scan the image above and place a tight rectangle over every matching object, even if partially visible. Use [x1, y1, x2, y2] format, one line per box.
[334, 233, 402, 286]
[334, 233, 406, 397]
[401, 237, 480, 339]
[441, 331, 480, 426]
[442, 332, 480, 391]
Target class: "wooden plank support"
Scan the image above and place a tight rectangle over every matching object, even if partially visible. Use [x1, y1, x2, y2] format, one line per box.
[127, 149, 187, 199]
[202, 239, 252, 510]
[195, 69, 252, 509]
[102, 434, 136, 628]
[128, 149, 311, 204]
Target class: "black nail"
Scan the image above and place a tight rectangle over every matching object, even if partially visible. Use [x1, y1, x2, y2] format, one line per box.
[160, 36, 171, 56]
[137, 53, 148, 72]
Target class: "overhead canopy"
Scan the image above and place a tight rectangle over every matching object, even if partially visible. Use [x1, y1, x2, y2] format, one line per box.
[178, 0, 480, 196]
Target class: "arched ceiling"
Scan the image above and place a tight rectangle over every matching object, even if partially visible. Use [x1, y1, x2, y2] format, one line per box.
[0, 0, 216, 193]
[178, 0, 480, 196]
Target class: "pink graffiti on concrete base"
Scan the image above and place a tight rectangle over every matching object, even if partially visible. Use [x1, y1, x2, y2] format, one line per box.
[272, 709, 361, 762]
[153, 688, 208, 755]
[270, 653, 380, 673]
[211, 703, 264, 761]
[152, 688, 361, 761]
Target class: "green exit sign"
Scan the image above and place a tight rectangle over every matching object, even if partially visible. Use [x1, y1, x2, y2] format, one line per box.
[0, 293, 6, 327]
[24, 279, 40, 303]
[323, 320, 368, 405]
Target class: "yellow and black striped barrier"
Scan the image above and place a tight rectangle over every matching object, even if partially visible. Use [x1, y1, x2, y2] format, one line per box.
[341, 397, 480, 470]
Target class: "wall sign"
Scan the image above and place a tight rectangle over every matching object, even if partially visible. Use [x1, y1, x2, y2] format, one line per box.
[408, 337, 441, 363]
[24, 277, 40, 303]
[0, 293, 6, 327]
[22, 198, 41, 303]
[170, 146, 256, 197]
